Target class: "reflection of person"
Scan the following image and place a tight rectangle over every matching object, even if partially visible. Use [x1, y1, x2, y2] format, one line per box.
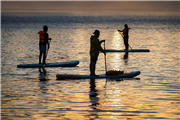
[123, 52, 128, 60]
[38, 25, 51, 64]
[118, 24, 130, 50]
[90, 30, 106, 76]
[123, 52, 129, 65]
[38, 67, 47, 81]
[89, 79, 99, 108]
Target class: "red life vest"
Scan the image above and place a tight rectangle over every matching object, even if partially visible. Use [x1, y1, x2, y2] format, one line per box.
[123, 28, 130, 36]
[38, 31, 45, 43]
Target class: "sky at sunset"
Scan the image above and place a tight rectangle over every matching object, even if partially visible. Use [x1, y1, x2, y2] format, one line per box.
[1, 1, 179, 15]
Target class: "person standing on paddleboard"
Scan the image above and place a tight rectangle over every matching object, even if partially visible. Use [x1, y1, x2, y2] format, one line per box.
[90, 30, 106, 77]
[38, 25, 52, 64]
[118, 24, 130, 50]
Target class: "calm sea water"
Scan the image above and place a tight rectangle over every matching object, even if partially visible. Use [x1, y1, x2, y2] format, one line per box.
[1, 14, 180, 120]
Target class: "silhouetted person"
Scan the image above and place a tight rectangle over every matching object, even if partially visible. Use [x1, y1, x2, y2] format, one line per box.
[90, 30, 106, 76]
[118, 24, 130, 50]
[38, 25, 51, 64]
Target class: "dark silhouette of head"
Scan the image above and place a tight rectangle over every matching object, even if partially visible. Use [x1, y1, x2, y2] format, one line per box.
[43, 25, 48, 32]
[124, 24, 128, 28]
[93, 30, 100, 38]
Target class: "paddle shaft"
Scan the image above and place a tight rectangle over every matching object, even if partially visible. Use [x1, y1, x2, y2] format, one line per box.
[104, 42, 107, 74]
[104, 41, 108, 88]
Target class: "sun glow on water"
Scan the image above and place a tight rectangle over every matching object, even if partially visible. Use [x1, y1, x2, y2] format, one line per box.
[1, 14, 179, 119]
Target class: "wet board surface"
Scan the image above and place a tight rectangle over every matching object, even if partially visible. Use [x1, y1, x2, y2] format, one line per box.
[56, 71, 141, 80]
[17, 60, 79, 68]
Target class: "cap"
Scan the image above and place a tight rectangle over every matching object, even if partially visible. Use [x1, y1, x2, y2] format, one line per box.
[93, 30, 100, 35]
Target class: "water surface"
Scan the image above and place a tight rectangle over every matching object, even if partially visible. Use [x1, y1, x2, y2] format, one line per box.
[1, 14, 179, 119]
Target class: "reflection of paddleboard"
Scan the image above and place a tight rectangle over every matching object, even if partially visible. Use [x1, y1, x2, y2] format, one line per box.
[105, 49, 150, 52]
[56, 71, 140, 80]
[17, 60, 79, 68]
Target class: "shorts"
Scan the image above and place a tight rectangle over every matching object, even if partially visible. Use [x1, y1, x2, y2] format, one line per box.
[39, 45, 46, 53]
[91, 56, 98, 62]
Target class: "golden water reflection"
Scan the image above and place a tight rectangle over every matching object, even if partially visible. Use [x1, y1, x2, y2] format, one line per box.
[1, 15, 179, 119]
[2, 76, 179, 119]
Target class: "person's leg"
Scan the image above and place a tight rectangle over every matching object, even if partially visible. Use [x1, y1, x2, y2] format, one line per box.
[42, 45, 47, 64]
[90, 56, 98, 76]
[42, 52, 46, 64]
[90, 61, 96, 76]
[125, 41, 129, 50]
[124, 37, 129, 50]
[39, 51, 42, 64]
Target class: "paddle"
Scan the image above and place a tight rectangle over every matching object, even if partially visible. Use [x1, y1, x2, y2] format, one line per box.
[104, 41, 107, 74]
[118, 30, 133, 51]
[104, 41, 108, 88]
[128, 43, 133, 50]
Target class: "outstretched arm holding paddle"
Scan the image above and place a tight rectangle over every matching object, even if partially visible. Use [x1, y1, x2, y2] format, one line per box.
[38, 25, 52, 65]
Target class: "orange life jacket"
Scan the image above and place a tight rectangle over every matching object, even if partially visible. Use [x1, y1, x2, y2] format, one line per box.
[38, 31, 45, 43]
[123, 28, 130, 36]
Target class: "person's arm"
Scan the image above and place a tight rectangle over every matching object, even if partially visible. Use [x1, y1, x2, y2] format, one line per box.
[100, 40, 105, 44]
[43, 33, 48, 43]
[44, 33, 50, 48]
[118, 30, 123, 32]
[94, 38, 106, 54]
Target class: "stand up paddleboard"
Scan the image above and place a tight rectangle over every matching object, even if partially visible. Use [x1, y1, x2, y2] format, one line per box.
[56, 71, 140, 80]
[105, 49, 150, 53]
[17, 60, 79, 68]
